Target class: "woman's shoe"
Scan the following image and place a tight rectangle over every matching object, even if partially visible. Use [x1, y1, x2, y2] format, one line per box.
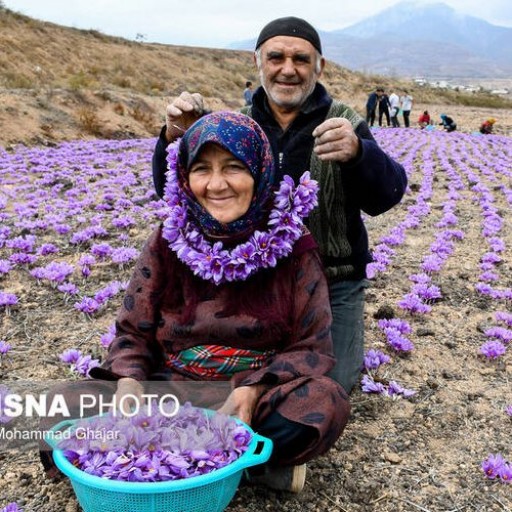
[246, 463, 306, 493]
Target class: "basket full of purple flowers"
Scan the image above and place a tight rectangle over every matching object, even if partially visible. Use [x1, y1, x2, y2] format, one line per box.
[45, 402, 272, 512]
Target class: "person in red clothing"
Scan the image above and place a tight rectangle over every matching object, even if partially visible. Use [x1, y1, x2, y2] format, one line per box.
[418, 110, 431, 129]
[480, 118, 496, 134]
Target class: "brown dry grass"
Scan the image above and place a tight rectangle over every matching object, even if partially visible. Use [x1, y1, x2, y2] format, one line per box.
[1, 6, 512, 147]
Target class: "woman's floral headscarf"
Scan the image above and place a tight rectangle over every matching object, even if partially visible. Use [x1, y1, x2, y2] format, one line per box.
[177, 111, 274, 239]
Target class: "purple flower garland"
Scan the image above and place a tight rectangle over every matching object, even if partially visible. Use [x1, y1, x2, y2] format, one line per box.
[161, 140, 319, 285]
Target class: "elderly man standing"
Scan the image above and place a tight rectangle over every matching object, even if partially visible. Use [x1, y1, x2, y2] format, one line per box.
[152, 17, 407, 397]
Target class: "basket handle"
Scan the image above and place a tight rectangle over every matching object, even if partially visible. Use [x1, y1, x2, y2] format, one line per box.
[238, 433, 273, 469]
[43, 419, 75, 449]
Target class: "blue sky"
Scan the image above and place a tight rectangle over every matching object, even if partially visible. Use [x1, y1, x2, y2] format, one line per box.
[4, 0, 512, 47]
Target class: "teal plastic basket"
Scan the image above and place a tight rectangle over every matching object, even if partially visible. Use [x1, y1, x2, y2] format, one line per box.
[46, 415, 272, 512]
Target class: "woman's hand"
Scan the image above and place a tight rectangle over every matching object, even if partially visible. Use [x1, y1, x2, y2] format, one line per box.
[113, 377, 144, 416]
[217, 385, 267, 425]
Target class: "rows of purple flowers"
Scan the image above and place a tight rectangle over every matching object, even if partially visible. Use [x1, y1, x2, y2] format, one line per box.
[0, 138, 158, 321]
[370, 129, 512, 484]
[1, 129, 511, 494]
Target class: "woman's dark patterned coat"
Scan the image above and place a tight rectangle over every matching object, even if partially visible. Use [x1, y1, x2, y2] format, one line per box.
[98, 226, 350, 464]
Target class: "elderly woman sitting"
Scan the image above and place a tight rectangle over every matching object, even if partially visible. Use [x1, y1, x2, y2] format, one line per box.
[86, 112, 350, 493]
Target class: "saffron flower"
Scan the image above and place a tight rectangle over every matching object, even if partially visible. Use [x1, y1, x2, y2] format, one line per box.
[484, 327, 512, 344]
[111, 247, 140, 267]
[398, 293, 432, 315]
[0, 340, 12, 355]
[386, 381, 416, 398]
[481, 453, 506, 480]
[57, 282, 79, 297]
[506, 405, 512, 417]
[37, 243, 59, 256]
[363, 349, 391, 371]
[1, 502, 23, 512]
[57, 402, 252, 482]
[495, 311, 512, 327]
[31, 261, 74, 285]
[72, 354, 100, 377]
[100, 323, 116, 349]
[74, 297, 101, 316]
[0, 292, 18, 313]
[59, 348, 82, 364]
[0, 259, 12, 276]
[361, 375, 386, 394]
[91, 242, 113, 259]
[479, 340, 506, 359]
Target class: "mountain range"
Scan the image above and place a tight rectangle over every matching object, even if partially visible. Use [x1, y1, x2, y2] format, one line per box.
[230, 1, 512, 79]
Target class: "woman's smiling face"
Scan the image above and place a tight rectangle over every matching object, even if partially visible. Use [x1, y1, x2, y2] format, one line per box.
[188, 143, 255, 224]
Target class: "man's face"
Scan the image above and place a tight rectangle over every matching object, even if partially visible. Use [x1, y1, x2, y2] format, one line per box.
[256, 36, 324, 111]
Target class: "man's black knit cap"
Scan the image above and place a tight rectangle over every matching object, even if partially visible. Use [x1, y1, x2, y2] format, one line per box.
[255, 17, 322, 54]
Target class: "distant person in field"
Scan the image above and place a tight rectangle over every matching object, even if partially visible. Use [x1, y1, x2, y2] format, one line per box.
[378, 89, 391, 127]
[418, 110, 431, 129]
[479, 118, 496, 134]
[388, 89, 400, 127]
[440, 113, 457, 132]
[400, 90, 413, 127]
[365, 87, 380, 127]
[151, 16, 407, 404]
[243, 81, 254, 105]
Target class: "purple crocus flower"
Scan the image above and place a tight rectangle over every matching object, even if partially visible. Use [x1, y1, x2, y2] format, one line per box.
[9, 252, 37, 266]
[398, 293, 432, 315]
[37, 243, 59, 256]
[96, 281, 122, 301]
[100, 323, 116, 349]
[495, 311, 512, 326]
[74, 297, 101, 316]
[59, 348, 82, 364]
[482, 453, 506, 479]
[499, 463, 512, 483]
[411, 283, 442, 302]
[79, 255, 96, 267]
[506, 404, 512, 417]
[484, 327, 512, 344]
[58, 282, 79, 297]
[377, 318, 412, 334]
[91, 243, 113, 259]
[0, 259, 12, 276]
[72, 354, 100, 377]
[0, 292, 18, 309]
[1, 502, 23, 512]
[384, 329, 415, 353]
[111, 247, 140, 267]
[112, 216, 136, 229]
[0, 340, 12, 355]
[421, 254, 443, 273]
[386, 380, 416, 398]
[363, 349, 391, 371]
[6, 234, 36, 253]
[479, 340, 506, 359]
[361, 375, 386, 394]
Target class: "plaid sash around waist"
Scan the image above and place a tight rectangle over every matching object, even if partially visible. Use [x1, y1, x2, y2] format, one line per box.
[166, 345, 275, 380]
